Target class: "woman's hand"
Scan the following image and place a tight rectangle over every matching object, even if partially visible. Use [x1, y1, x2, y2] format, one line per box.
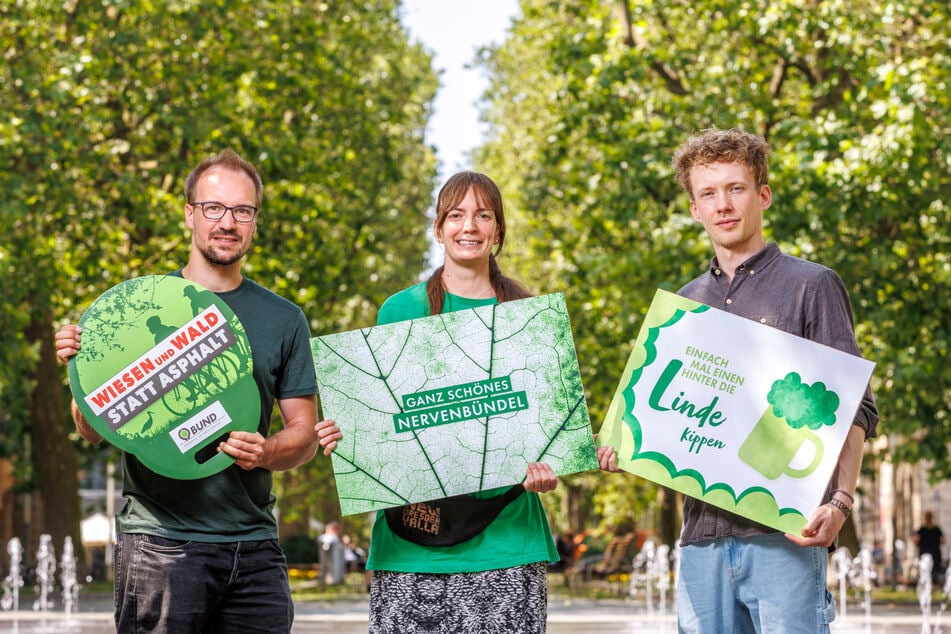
[597, 445, 621, 473]
[315, 419, 342, 456]
[524, 462, 558, 493]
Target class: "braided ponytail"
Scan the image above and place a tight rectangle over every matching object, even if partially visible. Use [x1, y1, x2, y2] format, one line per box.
[488, 254, 531, 303]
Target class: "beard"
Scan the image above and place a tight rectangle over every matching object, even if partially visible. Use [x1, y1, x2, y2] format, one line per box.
[198, 231, 248, 266]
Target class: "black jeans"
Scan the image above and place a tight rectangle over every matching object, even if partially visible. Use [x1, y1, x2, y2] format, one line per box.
[114, 533, 292, 633]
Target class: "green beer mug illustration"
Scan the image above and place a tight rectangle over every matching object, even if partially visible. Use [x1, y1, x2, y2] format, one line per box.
[739, 372, 839, 480]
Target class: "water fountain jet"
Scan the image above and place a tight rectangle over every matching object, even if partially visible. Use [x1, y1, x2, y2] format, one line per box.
[1, 537, 23, 612]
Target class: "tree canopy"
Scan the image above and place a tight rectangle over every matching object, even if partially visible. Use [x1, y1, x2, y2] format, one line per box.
[2, 0, 949, 552]
[476, 0, 950, 534]
[0, 0, 438, 549]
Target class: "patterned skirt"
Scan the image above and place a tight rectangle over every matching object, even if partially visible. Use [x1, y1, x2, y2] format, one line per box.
[368, 562, 548, 633]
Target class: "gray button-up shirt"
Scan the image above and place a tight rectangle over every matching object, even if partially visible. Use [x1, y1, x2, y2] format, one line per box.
[677, 242, 879, 545]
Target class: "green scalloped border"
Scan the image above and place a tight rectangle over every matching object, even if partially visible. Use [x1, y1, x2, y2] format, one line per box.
[615, 290, 807, 533]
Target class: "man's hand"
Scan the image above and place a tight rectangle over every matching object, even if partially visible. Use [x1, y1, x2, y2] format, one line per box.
[788, 426, 865, 548]
[54, 324, 103, 443]
[785, 503, 847, 548]
[54, 325, 82, 364]
[220, 431, 268, 470]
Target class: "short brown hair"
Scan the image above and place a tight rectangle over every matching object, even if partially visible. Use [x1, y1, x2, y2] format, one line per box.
[672, 129, 770, 198]
[184, 149, 263, 207]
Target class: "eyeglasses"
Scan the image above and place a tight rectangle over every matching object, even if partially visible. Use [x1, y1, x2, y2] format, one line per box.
[190, 201, 258, 223]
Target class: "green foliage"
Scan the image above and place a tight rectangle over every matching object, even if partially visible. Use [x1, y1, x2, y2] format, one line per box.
[0, 1, 437, 524]
[5, 0, 949, 543]
[767, 372, 839, 430]
[281, 533, 320, 565]
[476, 0, 951, 530]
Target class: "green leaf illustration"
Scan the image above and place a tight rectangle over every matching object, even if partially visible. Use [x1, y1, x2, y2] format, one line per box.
[312, 293, 598, 515]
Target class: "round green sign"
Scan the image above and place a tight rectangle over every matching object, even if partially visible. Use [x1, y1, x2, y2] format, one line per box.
[68, 275, 261, 479]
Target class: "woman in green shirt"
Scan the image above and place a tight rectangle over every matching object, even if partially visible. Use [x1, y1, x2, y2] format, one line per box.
[367, 171, 560, 633]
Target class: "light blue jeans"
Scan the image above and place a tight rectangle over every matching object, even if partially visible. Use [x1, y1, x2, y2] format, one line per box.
[677, 533, 835, 633]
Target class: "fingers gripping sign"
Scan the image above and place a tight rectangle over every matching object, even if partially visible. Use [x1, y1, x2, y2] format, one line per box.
[219, 431, 267, 470]
[315, 419, 342, 456]
[524, 462, 558, 493]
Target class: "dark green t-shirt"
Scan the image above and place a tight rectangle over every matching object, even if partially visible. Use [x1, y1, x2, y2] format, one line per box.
[365, 282, 559, 573]
[116, 273, 317, 541]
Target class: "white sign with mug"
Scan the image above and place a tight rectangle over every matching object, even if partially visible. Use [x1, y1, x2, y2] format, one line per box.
[597, 289, 875, 534]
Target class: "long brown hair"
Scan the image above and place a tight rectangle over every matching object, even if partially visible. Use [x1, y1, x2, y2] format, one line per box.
[425, 171, 530, 315]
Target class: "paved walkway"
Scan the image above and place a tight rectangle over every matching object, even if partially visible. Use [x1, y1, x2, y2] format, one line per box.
[0, 595, 940, 633]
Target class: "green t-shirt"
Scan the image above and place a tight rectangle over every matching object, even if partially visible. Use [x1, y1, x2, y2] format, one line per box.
[365, 282, 559, 573]
[116, 274, 317, 542]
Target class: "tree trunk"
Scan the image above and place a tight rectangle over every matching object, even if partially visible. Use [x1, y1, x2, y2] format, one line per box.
[566, 480, 590, 535]
[27, 311, 84, 569]
[0, 458, 15, 546]
[659, 486, 680, 548]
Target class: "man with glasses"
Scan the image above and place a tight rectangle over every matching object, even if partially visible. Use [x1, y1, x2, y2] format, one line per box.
[55, 149, 342, 632]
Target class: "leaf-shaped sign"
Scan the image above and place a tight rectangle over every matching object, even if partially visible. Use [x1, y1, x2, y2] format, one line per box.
[312, 293, 598, 515]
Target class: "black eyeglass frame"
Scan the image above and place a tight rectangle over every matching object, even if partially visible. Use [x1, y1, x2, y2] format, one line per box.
[189, 201, 259, 223]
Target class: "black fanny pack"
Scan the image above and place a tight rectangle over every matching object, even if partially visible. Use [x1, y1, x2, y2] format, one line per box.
[383, 485, 525, 547]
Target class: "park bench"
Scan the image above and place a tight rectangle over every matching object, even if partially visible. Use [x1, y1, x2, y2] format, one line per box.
[564, 532, 636, 592]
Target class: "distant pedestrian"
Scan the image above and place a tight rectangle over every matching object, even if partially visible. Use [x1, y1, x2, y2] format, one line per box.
[914, 510, 946, 584]
[319, 521, 346, 585]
